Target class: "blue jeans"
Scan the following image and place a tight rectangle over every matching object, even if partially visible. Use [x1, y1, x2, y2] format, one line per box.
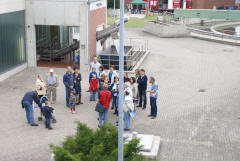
[45, 117, 51, 128]
[65, 87, 70, 106]
[124, 111, 131, 130]
[23, 101, 35, 124]
[98, 109, 109, 126]
[90, 91, 96, 101]
[150, 97, 157, 117]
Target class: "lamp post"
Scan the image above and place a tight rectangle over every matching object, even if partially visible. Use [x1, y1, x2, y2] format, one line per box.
[114, 0, 116, 20]
[118, 0, 125, 159]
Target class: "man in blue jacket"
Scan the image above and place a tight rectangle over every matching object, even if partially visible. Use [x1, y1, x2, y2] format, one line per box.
[21, 91, 41, 126]
[63, 66, 73, 107]
[137, 69, 148, 109]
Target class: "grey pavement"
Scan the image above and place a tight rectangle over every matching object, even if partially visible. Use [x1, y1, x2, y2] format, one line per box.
[0, 28, 240, 161]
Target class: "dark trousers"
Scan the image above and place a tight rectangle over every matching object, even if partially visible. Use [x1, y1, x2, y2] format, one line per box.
[150, 97, 157, 117]
[138, 89, 147, 107]
[45, 117, 51, 128]
[112, 96, 118, 113]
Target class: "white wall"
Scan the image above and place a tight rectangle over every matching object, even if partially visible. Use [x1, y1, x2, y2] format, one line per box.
[168, 0, 173, 9]
[0, 0, 25, 14]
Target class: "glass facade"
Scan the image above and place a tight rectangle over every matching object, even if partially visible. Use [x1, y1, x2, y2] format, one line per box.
[0, 10, 26, 74]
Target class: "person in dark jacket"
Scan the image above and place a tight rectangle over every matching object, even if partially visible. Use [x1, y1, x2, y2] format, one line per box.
[42, 101, 54, 130]
[73, 67, 83, 105]
[63, 66, 73, 107]
[137, 69, 148, 109]
[21, 91, 41, 126]
[124, 72, 130, 83]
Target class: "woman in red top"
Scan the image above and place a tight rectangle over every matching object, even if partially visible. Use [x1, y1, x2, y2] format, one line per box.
[98, 84, 112, 127]
[90, 74, 98, 101]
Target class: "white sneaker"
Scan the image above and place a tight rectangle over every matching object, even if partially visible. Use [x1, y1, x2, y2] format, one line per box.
[73, 111, 76, 114]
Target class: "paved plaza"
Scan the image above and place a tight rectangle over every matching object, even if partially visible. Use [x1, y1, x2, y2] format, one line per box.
[0, 28, 240, 161]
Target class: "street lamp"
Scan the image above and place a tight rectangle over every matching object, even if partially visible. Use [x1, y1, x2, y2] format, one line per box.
[118, 0, 125, 160]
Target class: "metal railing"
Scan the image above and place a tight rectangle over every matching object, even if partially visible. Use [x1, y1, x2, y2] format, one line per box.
[187, 26, 240, 44]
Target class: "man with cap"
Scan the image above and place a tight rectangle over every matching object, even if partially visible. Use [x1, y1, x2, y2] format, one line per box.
[45, 68, 59, 104]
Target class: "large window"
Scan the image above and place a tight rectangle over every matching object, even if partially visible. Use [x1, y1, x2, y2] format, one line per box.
[0, 10, 26, 74]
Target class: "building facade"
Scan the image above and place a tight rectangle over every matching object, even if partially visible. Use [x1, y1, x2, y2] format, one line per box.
[0, 0, 27, 80]
[0, 0, 106, 81]
[192, 0, 235, 9]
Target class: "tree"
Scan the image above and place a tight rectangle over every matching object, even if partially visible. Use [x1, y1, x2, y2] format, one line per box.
[50, 122, 148, 161]
[107, 0, 120, 9]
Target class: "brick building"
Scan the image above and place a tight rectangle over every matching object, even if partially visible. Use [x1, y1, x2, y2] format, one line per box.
[192, 0, 236, 9]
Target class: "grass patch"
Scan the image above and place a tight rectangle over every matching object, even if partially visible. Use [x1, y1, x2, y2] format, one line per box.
[107, 15, 159, 28]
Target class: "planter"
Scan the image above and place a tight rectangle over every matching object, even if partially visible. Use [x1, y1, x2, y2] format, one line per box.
[144, 21, 189, 38]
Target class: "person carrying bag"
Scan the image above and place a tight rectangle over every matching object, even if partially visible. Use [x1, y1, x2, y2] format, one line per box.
[95, 84, 112, 127]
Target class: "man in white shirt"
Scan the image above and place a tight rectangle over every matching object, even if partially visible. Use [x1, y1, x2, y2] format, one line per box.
[90, 56, 101, 76]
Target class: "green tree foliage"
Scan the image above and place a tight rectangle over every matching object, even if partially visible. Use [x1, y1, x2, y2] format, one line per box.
[50, 122, 149, 161]
[107, 0, 120, 9]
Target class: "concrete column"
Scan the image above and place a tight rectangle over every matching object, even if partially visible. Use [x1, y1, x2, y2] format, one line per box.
[25, 1, 37, 67]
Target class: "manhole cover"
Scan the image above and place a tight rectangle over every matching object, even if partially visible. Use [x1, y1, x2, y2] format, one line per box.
[198, 89, 206, 92]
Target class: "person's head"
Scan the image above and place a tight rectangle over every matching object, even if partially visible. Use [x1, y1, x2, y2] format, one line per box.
[103, 83, 108, 90]
[37, 74, 42, 80]
[130, 77, 136, 84]
[93, 56, 98, 63]
[73, 67, 78, 73]
[124, 82, 130, 89]
[140, 69, 145, 76]
[69, 84, 73, 89]
[74, 73, 78, 78]
[114, 76, 119, 83]
[124, 72, 128, 78]
[67, 66, 72, 74]
[92, 74, 96, 79]
[110, 65, 114, 72]
[104, 76, 109, 83]
[149, 76, 155, 84]
[92, 67, 96, 72]
[99, 65, 104, 72]
[45, 101, 50, 107]
[49, 69, 54, 76]
[70, 91, 74, 96]
[135, 69, 140, 75]
[100, 74, 105, 80]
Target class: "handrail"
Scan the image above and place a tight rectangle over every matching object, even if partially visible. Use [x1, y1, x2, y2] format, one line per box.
[187, 26, 240, 40]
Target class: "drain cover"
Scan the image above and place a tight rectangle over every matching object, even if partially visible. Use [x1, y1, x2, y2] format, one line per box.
[198, 89, 206, 92]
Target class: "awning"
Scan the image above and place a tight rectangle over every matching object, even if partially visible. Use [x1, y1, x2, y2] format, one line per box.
[129, 0, 147, 5]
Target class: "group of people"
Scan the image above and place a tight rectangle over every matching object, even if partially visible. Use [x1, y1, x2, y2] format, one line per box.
[21, 69, 59, 129]
[87, 57, 159, 131]
[21, 56, 159, 131]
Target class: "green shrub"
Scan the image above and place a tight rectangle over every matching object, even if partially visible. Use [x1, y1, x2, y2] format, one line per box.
[51, 122, 149, 161]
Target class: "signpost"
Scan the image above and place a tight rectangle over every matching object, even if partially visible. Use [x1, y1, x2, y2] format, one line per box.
[118, 0, 124, 159]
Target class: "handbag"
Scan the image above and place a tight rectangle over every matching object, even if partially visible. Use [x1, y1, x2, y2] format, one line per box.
[95, 92, 110, 113]
[95, 103, 107, 113]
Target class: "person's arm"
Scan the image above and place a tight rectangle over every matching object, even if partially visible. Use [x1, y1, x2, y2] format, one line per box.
[63, 75, 67, 87]
[33, 92, 41, 107]
[89, 73, 92, 83]
[79, 73, 82, 81]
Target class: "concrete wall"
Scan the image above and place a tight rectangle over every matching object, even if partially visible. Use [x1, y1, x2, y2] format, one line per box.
[0, 0, 25, 14]
[144, 21, 189, 37]
[25, 0, 89, 69]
